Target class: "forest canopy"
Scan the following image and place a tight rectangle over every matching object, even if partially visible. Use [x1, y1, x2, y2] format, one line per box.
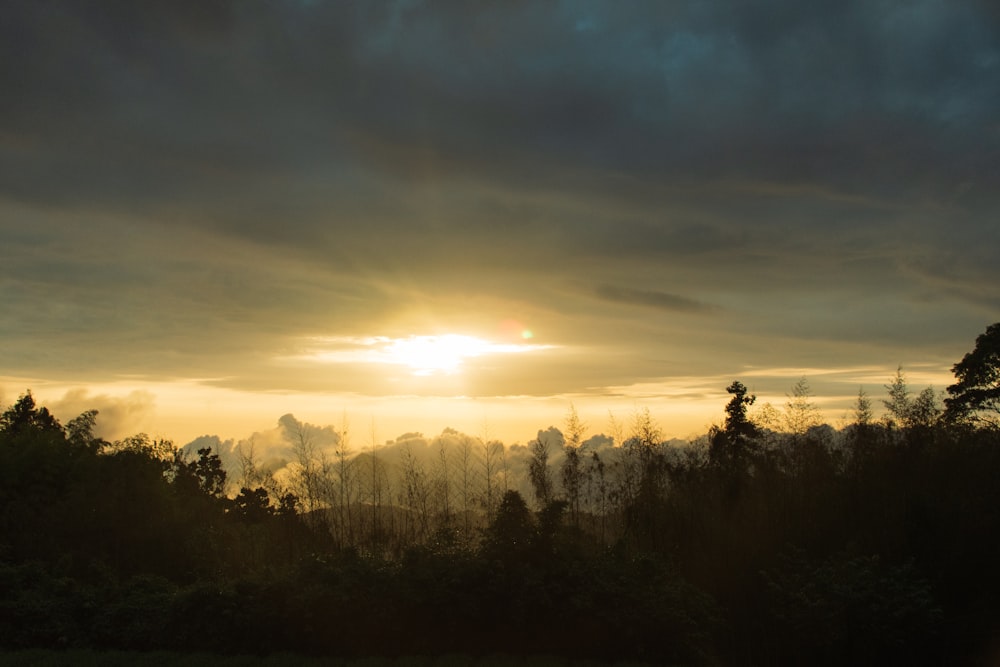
[2, 323, 1000, 665]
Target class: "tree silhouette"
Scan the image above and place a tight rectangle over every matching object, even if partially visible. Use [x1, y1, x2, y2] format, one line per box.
[561, 405, 586, 527]
[853, 387, 874, 427]
[909, 386, 942, 428]
[66, 409, 103, 451]
[528, 434, 554, 508]
[232, 486, 273, 523]
[945, 322, 1000, 427]
[784, 377, 821, 436]
[883, 366, 912, 428]
[0, 391, 62, 438]
[484, 489, 535, 561]
[710, 381, 759, 468]
[175, 447, 227, 498]
[724, 381, 758, 440]
[9, 330, 1000, 666]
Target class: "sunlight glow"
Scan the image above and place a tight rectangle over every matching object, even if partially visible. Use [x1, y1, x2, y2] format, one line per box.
[384, 335, 516, 375]
[299, 334, 551, 376]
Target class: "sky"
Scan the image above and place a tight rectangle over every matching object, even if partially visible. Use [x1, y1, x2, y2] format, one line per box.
[2, 0, 998, 446]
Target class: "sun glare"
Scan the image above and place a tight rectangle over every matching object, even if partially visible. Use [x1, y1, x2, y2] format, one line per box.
[384, 335, 497, 375]
[301, 333, 550, 376]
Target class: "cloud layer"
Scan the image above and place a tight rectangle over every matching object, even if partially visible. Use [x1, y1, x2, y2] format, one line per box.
[2, 1, 997, 438]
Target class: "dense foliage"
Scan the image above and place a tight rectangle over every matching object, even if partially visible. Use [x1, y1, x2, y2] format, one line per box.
[4, 324, 1000, 665]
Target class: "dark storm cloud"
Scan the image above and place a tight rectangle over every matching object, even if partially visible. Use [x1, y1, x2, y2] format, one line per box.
[1, 0, 998, 393]
[3, 0, 997, 211]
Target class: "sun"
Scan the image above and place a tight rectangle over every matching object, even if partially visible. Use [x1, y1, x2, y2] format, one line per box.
[383, 334, 495, 375]
[296, 332, 553, 378]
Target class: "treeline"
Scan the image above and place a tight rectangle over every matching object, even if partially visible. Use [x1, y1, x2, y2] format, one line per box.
[2, 324, 1000, 664]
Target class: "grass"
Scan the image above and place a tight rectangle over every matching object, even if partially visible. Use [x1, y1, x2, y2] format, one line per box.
[0, 651, 660, 667]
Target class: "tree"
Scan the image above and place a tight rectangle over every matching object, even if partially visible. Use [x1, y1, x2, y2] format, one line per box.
[883, 367, 911, 428]
[528, 434, 554, 508]
[724, 381, 758, 441]
[883, 367, 941, 429]
[287, 415, 321, 516]
[482, 435, 503, 522]
[399, 441, 431, 543]
[483, 489, 535, 560]
[710, 381, 760, 469]
[367, 419, 389, 548]
[457, 435, 476, 533]
[784, 377, 821, 436]
[847, 388, 878, 471]
[174, 447, 227, 498]
[908, 387, 941, 428]
[588, 450, 609, 543]
[434, 437, 452, 528]
[232, 486, 273, 523]
[945, 322, 1000, 427]
[66, 409, 104, 451]
[561, 405, 586, 527]
[334, 414, 355, 545]
[0, 391, 62, 439]
[852, 388, 874, 427]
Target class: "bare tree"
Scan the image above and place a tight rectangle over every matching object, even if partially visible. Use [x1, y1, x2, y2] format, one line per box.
[333, 412, 355, 546]
[587, 450, 609, 544]
[528, 434, 554, 508]
[236, 436, 261, 489]
[785, 377, 822, 437]
[561, 404, 586, 527]
[608, 410, 625, 448]
[399, 441, 431, 544]
[434, 437, 453, 530]
[615, 415, 643, 510]
[235, 436, 286, 513]
[457, 435, 476, 534]
[368, 418, 383, 548]
[499, 439, 509, 494]
[482, 435, 504, 522]
[289, 417, 322, 521]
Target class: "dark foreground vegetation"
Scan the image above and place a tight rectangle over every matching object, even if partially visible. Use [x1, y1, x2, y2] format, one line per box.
[0, 650, 653, 667]
[3, 323, 1000, 665]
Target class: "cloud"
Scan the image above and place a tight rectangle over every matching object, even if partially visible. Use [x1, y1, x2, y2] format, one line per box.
[595, 285, 717, 315]
[3, 1, 996, 215]
[0, 0, 996, 432]
[47, 388, 156, 441]
[276, 413, 342, 451]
